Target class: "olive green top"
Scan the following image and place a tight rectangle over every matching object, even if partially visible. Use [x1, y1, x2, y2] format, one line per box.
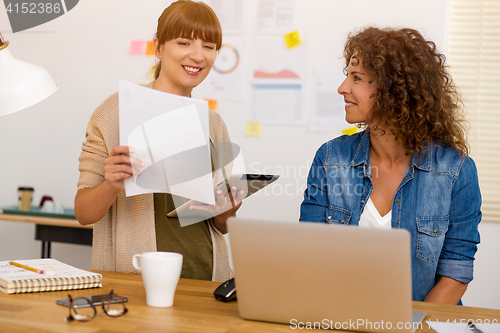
[154, 193, 213, 280]
[154, 142, 216, 281]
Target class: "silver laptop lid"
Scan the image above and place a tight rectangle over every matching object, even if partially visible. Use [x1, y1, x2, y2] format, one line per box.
[228, 218, 415, 333]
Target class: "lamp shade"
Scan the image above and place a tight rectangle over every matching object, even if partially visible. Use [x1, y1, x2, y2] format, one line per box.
[0, 44, 58, 117]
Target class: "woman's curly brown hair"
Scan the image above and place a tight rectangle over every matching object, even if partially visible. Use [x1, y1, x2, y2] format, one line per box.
[343, 27, 469, 155]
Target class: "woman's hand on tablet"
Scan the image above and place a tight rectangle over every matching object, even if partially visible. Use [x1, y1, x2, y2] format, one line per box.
[190, 186, 245, 234]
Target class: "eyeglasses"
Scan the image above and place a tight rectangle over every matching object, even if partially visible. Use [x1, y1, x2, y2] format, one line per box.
[66, 290, 128, 322]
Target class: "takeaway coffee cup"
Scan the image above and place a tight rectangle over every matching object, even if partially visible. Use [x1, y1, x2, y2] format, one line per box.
[18, 187, 34, 211]
[132, 252, 183, 307]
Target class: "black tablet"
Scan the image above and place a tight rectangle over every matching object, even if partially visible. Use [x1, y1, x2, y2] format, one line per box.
[166, 174, 279, 218]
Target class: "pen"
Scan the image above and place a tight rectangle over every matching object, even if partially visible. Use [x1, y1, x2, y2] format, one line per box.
[468, 321, 483, 333]
[9, 261, 44, 274]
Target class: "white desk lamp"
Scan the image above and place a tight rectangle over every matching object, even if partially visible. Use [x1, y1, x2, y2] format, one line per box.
[0, 32, 58, 117]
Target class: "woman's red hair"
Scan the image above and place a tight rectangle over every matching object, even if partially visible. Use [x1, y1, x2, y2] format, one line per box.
[154, 0, 222, 79]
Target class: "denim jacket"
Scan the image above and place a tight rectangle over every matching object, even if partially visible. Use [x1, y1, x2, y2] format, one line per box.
[300, 130, 481, 301]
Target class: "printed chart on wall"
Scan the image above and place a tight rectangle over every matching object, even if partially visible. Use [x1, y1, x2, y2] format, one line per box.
[250, 37, 307, 125]
[204, 38, 246, 101]
[310, 70, 350, 133]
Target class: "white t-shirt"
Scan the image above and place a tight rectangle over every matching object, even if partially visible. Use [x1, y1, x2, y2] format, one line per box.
[359, 197, 392, 229]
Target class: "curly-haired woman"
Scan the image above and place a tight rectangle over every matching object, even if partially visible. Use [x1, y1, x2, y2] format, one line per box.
[300, 27, 481, 304]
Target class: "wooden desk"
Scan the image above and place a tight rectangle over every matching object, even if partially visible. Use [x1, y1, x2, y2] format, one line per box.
[0, 212, 92, 258]
[0, 270, 499, 332]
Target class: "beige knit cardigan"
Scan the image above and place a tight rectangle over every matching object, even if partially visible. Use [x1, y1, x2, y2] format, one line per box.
[77, 87, 233, 282]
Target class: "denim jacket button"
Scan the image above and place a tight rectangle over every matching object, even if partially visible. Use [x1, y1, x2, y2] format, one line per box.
[433, 228, 438, 233]
[341, 219, 345, 224]
[327, 215, 332, 220]
[361, 200, 365, 204]
[395, 199, 401, 204]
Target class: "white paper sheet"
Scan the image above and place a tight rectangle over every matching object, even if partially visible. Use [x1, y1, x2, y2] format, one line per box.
[206, 0, 246, 35]
[255, 0, 297, 35]
[119, 80, 215, 205]
[426, 320, 500, 333]
[0, 259, 100, 280]
[249, 37, 308, 125]
[250, 81, 305, 125]
[310, 70, 349, 133]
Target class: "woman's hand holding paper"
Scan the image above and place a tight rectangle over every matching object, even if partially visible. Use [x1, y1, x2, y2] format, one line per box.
[104, 145, 145, 193]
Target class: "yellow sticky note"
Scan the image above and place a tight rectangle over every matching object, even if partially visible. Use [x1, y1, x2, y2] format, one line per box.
[129, 40, 145, 55]
[342, 127, 358, 136]
[245, 121, 262, 137]
[146, 40, 155, 56]
[204, 99, 218, 111]
[148, 64, 157, 79]
[284, 30, 301, 49]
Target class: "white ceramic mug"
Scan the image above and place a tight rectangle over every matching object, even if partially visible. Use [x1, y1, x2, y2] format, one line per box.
[132, 252, 183, 307]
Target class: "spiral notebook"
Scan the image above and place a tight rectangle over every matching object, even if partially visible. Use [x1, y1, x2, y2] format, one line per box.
[0, 259, 102, 294]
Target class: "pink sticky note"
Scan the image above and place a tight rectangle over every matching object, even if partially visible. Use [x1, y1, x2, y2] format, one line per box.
[129, 40, 145, 55]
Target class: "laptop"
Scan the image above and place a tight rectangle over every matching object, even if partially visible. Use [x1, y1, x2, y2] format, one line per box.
[227, 218, 426, 333]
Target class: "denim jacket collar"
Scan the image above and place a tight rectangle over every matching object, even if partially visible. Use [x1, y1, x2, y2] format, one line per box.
[351, 130, 433, 178]
[351, 130, 372, 178]
[411, 145, 432, 172]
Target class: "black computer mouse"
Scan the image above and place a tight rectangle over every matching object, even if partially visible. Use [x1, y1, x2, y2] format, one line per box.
[213, 277, 237, 302]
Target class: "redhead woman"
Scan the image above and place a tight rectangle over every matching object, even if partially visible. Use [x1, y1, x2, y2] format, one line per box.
[75, 0, 242, 281]
[300, 27, 481, 304]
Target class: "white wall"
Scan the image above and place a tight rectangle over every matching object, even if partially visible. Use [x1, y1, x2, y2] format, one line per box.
[0, 0, 498, 309]
[461, 222, 500, 309]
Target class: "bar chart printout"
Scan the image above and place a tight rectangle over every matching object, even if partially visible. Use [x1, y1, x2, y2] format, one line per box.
[250, 68, 305, 125]
[249, 36, 307, 125]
